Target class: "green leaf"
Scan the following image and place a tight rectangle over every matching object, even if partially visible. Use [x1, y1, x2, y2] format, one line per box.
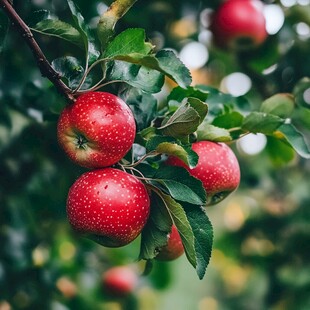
[159, 100, 201, 139]
[32, 19, 83, 48]
[152, 189, 196, 268]
[145, 135, 199, 168]
[187, 97, 208, 122]
[153, 166, 207, 205]
[0, 10, 9, 53]
[120, 87, 158, 131]
[139, 193, 173, 260]
[242, 112, 284, 135]
[184, 204, 213, 279]
[146, 135, 176, 152]
[156, 142, 198, 168]
[212, 111, 244, 129]
[274, 123, 310, 159]
[104, 28, 153, 58]
[196, 85, 251, 113]
[156, 50, 191, 88]
[106, 60, 165, 93]
[293, 77, 310, 109]
[197, 123, 232, 142]
[266, 136, 296, 166]
[66, 0, 99, 64]
[260, 93, 295, 118]
[51, 56, 92, 89]
[111, 49, 191, 88]
[168, 86, 209, 103]
[27, 9, 50, 27]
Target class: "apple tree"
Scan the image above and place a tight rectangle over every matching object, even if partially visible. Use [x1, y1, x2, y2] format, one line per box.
[1, 0, 310, 309]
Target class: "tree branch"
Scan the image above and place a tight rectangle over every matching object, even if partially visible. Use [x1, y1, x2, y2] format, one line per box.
[0, 0, 76, 103]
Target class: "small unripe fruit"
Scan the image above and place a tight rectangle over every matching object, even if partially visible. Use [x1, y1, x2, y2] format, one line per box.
[167, 141, 240, 205]
[156, 225, 184, 261]
[209, 0, 268, 50]
[102, 266, 138, 297]
[57, 91, 136, 169]
[67, 168, 150, 247]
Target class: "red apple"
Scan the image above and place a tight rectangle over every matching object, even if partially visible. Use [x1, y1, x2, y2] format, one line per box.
[102, 266, 138, 297]
[156, 225, 184, 261]
[209, 0, 268, 50]
[67, 168, 150, 247]
[166, 141, 240, 205]
[57, 91, 136, 169]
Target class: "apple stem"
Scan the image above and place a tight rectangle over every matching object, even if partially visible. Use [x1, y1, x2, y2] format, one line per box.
[0, 0, 76, 104]
[97, 0, 138, 51]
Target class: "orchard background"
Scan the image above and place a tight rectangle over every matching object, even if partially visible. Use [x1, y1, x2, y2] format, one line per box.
[1, 0, 310, 309]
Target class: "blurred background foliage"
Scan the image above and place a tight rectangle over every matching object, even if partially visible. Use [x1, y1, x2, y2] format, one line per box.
[1, 0, 310, 309]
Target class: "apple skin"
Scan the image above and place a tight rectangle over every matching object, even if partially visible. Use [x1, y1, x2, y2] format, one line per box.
[57, 91, 136, 169]
[209, 0, 267, 50]
[66, 168, 150, 247]
[102, 266, 138, 297]
[156, 225, 184, 261]
[166, 141, 240, 205]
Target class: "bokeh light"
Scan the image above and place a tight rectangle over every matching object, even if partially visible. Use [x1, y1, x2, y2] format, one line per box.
[264, 5, 285, 35]
[295, 22, 310, 40]
[179, 41, 209, 70]
[221, 72, 252, 97]
[303, 88, 310, 105]
[237, 133, 267, 155]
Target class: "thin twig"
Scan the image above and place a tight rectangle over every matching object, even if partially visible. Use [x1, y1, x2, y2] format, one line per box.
[0, 0, 75, 103]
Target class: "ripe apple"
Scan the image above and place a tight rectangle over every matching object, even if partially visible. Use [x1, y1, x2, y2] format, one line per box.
[166, 141, 240, 205]
[209, 0, 268, 50]
[156, 225, 184, 261]
[66, 168, 150, 247]
[57, 91, 136, 169]
[102, 266, 138, 297]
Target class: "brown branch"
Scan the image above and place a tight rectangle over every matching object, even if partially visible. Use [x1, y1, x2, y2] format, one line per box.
[0, 0, 76, 103]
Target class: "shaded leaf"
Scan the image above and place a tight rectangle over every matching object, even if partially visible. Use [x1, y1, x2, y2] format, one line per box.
[187, 97, 208, 122]
[242, 112, 284, 135]
[197, 123, 232, 142]
[157, 142, 198, 168]
[196, 85, 251, 113]
[154, 190, 196, 268]
[67, 0, 99, 64]
[266, 136, 296, 166]
[139, 192, 173, 260]
[184, 204, 213, 279]
[52, 56, 92, 89]
[112, 49, 191, 88]
[153, 166, 206, 205]
[106, 60, 165, 93]
[159, 101, 201, 139]
[260, 93, 295, 118]
[212, 111, 244, 130]
[104, 28, 153, 58]
[168, 86, 209, 103]
[27, 9, 50, 27]
[275, 123, 310, 159]
[33, 19, 83, 48]
[145, 135, 199, 168]
[120, 87, 158, 131]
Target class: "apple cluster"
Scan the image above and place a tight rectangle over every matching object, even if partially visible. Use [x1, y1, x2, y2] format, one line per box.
[57, 91, 241, 262]
[57, 91, 152, 248]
